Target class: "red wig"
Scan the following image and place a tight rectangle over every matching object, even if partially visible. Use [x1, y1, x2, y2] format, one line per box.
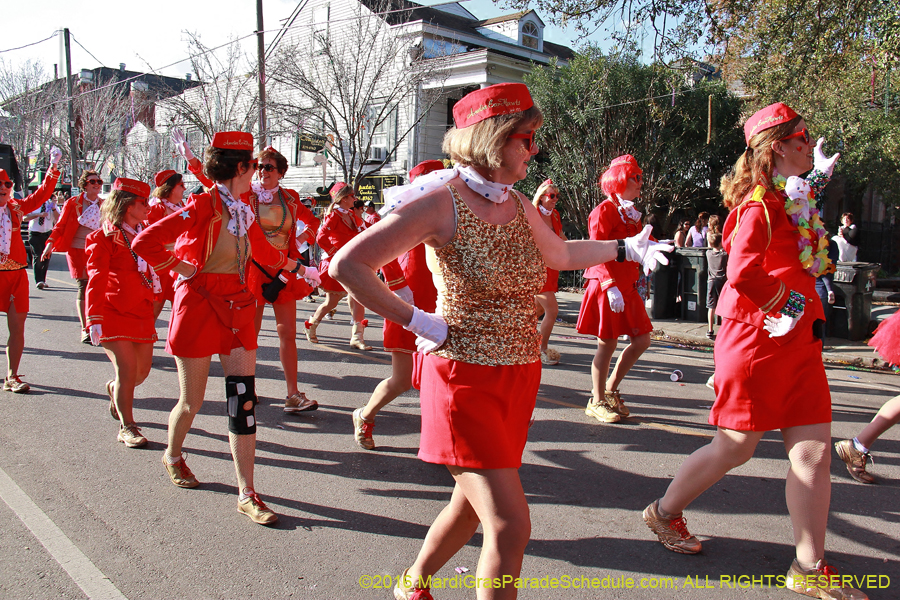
[599, 154, 642, 199]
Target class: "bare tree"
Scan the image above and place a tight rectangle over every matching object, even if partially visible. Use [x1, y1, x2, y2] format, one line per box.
[73, 76, 142, 175]
[267, 0, 451, 187]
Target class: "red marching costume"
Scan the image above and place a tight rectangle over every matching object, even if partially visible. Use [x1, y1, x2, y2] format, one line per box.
[46, 189, 101, 278]
[539, 208, 563, 293]
[147, 169, 187, 304]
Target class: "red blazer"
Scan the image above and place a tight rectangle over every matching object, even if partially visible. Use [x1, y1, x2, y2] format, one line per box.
[317, 210, 406, 290]
[85, 226, 155, 325]
[187, 157, 214, 189]
[249, 186, 320, 260]
[48, 191, 101, 252]
[132, 187, 289, 275]
[717, 185, 824, 345]
[4, 168, 60, 264]
[147, 198, 184, 225]
[582, 200, 644, 291]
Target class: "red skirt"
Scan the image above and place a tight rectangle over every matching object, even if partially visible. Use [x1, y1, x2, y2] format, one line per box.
[868, 309, 900, 365]
[417, 354, 541, 469]
[539, 268, 559, 294]
[66, 247, 87, 279]
[383, 319, 415, 354]
[318, 259, 347, 293]
[166, 273, 258, 358]
[709, 318, 831, 431]
[0, 269, 29, 313]
[246, 261, 313, 305]
[576, 279, 652, 339]
[100, 300, 157, 344]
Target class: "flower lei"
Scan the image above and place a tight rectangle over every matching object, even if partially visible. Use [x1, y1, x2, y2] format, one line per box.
[773, 171, 834, 278]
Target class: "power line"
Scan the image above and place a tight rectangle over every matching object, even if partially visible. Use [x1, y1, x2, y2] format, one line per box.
[71, 35, 107, 69]
[0, 32, 58, 55]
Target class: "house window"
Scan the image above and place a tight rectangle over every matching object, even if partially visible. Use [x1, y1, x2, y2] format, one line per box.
[312, 5, 330, 53]
[521, 22, 539, 49]
[366, 104, 397, 162]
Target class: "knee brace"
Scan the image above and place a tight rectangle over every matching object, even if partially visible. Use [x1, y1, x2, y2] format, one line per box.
[76, 278, 87, 302]
[225, 375, 257, 435]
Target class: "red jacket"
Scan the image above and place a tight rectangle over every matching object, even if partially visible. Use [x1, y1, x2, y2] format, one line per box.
[132, 186, 289, 275]
[3, 168, 60, 264]
[48, 191, 101, 252]
[582, 199, 644, 291]
[249, 187, 320, 260]
[147, 198, 184, 225]
[717, 185, 824, 345]
[187, 157, 214, 189]
[317, 210, 406, 290]
[85, 226, 155, 325]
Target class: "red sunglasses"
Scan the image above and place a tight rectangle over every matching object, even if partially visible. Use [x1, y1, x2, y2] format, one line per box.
[508, 131, 537, 153]
[0, 181, 13, 190]
[86, 178, 103, 186]
[780, 127, 810, 144]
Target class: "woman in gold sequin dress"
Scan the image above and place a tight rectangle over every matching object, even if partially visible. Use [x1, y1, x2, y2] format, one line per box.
[332, 83, 670, 600]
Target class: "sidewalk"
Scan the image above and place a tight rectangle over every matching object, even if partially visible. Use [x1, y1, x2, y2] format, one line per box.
[555, 291, 898, 371]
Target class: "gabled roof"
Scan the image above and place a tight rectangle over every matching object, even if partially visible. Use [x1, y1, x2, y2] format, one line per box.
[476, 10, 544, 28]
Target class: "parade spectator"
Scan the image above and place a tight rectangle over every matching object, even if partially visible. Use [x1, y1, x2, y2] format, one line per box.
[685, 211, 709, 247]
[42, 170, 106, 343]
[133, 131, 310, 526]
[673, 219, 691, 247]
[0, 147, 61, 393]
[834, 212, 859, 262]
[85, 178, 159, 448]
[533, 178, 566, 365]
[247, 147, 321, 413]
[331, 83, 670, 600]
[577, 155, 656, 423]
[25, 191, 62, 289]
[147, 169, 187, 319]
[642, 102, 867, 600]
[362, 200, 380, 226]
[706, 229, 727, 339]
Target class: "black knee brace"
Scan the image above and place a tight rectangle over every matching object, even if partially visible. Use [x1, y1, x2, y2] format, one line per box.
[225, 375, 257, 435]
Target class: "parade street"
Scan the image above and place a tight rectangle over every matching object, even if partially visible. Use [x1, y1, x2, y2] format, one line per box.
[0, 256, 897, 600]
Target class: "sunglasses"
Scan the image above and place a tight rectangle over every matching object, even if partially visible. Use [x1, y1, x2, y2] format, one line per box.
[545, 193, 558, 200]
[631, 173, 643, 182]
[86, 179, 103, 185]
[780, 127, 810, 144]
[0, 181, 13, 190]
[508, 131, 537, 153]
[256, 163, 278, 173]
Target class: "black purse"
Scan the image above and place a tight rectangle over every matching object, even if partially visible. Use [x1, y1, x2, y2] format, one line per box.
[253, 259, 286, 303]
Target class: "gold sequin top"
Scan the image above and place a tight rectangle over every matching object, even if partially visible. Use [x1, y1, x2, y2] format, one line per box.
[201, 216, 249, 274]
[426, 184, 545, 365]
[256, 190, 292, 250]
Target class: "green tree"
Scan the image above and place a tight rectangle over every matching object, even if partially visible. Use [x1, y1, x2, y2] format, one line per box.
[523, 48, 743, 236]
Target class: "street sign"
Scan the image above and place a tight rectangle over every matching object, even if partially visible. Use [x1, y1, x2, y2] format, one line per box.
[356, 175, 401, 206]
[298, 133, 328, 154]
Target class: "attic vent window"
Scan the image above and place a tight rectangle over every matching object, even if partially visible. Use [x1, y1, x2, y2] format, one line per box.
[521, 22, 539, 49]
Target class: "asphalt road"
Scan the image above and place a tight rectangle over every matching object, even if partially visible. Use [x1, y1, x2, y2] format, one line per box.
[0, 256, 897, 599]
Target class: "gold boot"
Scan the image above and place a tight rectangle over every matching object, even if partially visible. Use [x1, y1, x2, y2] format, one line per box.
[350, 321, 372, 351]
[304, 319, 319, 344]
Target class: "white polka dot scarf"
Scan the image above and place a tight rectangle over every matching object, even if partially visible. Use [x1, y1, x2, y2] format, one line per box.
[380, 165, 511, 217]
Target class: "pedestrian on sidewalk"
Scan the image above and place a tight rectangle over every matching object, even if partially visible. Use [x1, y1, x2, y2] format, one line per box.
[533, 178, 566, 365]
[705, 225, 727, 340]
[577, 154, 655, 424]
[641, 102, 868, 600]
[24, 191, 62, 290]
[332, 83, 672, 600]
[85, 178, 159, 449]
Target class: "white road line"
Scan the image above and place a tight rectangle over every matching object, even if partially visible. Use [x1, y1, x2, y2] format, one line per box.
[0, 467, 127, 600]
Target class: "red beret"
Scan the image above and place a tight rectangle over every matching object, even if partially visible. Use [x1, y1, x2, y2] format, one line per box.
[452, 83, 534, 129]
[330, 182, 353, 200]
[112, 177, 150, 197]
[212, 131, 254, 151]
[744, 102, 798, 144]
[154, 169, 179, 187]
[408, 160, 445, 182]
[0, 169, 9, 183]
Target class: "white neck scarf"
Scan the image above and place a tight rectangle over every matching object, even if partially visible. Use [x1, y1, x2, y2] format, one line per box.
[538, 204, 553, 217]
[149, 197, 182, 214]
[0, 206, 12, 257]
[251, 181, 277, 205]
[121, 222, 162, 294]
[216, 184, 255, 237]
[78, 195, 102, 230]
[615, 195, 642, 224]
[380, 165, 512, 216]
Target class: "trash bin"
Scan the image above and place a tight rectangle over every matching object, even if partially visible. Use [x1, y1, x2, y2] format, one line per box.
[647, 250, 679, 319]
[831, 262, 879, 340]
[676, 247, 708, 322]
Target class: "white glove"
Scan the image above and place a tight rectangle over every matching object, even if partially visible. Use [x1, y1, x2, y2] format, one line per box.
[174, 262, 198, 290]
[49, 146, 62, 166]
[624, 225, 674, 275]
[300, 266, 321, 287]
[394, 285, 414, 304]
[813, 137, 840, 178]
[764, 311, 803, 338]
[606, 286, 625, 313]
[89, 324, 102, 346]
[171, 128, 195, 161]
[827, 291, 835, 305]
[405, 306, 447, 354]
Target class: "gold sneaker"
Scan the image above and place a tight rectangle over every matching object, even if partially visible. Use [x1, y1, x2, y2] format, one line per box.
[785, 559, 869, 599]
[117, 424, 147, 448]
[162, 454, 200, 488]
[284, 392, 318, 413]
[352, 408, 376, 450]
[3, 375, 30, 394]
[834, 440, 875, 484]
[238, 492, 278, 526]
[394, 568, 434, 600]
[585, 395, 621, 423]
[643, 499, 702, 554]
[608, 390, 630, 417]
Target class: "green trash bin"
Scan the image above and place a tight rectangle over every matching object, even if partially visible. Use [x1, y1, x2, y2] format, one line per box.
[831, 262, 879, 341]
[676, 247, 708, 322]
[647, 250, 679, 319]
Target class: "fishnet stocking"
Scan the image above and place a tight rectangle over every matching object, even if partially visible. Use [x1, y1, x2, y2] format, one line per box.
[167, 356, 212, 456]
[783, 424, 831, 568]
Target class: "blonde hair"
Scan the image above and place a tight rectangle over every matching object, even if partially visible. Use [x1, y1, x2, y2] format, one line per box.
[720, 115, 801, 209]
[100, 190, 141, 227]
[442, 106, 543, 169]
[532, 180, 558, 208]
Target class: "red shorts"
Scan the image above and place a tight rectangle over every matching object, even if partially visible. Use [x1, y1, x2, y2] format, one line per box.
[576, 279, 652, 339]
[709, 318, 831, 431]
[166, 273, 258, 358]
[66, 248, 88, 279]
[539, 268, 559, 294]
[0, 270, 29, 314]
[100, 301, 157, 344]
[247, 261, 313, 305]
[417, 355, 541, 469]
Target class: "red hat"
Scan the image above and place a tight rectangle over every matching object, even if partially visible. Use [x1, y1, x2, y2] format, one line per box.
[408, 160, 445, 182]
[330, 182, 353, 200]
[744, 102, 798, 144]
[112, 177, 150, 197]
[610, 154, 639, 170]
[0, 169, 9, 183]
[211, 131, 254, 151]
[452, 83, 533, 129]
[154, 169, 179, 187]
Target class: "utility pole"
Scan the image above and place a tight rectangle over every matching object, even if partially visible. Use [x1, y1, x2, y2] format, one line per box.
[256, 0, 267, 150]
[63, 28, 78, 187]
